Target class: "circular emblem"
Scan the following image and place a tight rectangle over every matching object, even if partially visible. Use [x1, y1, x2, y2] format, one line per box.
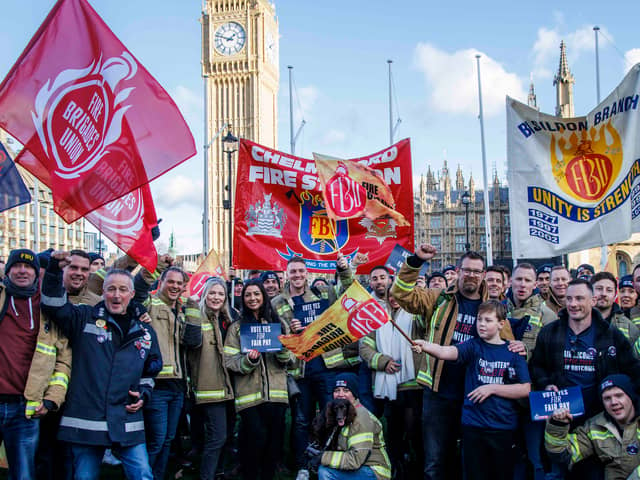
[549, 123, 623, 203]
[627, 444, 638, 455]
[96, 335, 106, 344]
[96, 320, 106, 329]
[89, 188, 145, 237]
[586, 347, 597, 359]
[608, 346, 617, 357]
[325, 162, 367, 217]
[143, 333, 151, 341]
[139, 349, 146, 359]
[344, 298, 389, 337]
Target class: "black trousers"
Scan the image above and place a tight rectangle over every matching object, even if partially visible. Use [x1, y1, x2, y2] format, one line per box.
[462, 425, 515, 480]
[238, 402, 287, 480]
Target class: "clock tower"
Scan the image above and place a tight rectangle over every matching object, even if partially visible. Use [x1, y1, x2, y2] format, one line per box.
[202, 0, 279, 264]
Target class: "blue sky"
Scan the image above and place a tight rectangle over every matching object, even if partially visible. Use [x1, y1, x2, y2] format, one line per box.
[1, 0, 639, 254]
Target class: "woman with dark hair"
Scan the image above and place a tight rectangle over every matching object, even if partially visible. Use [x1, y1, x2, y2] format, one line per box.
[223, 279, 292, 480]
[187, 277, 235, 480]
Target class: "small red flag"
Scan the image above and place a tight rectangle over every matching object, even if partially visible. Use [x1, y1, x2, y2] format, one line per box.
[187, 250, 227, 298]
[84, 184, 158, 272]
[0, 0, 196, 222]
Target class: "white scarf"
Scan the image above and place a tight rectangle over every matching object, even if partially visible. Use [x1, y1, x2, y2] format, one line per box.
[373, 307, 415, 400]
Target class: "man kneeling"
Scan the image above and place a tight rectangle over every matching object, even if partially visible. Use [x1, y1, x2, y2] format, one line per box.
[545, 374, 640, 479]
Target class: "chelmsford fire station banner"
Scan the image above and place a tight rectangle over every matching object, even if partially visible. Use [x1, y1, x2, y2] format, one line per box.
[279, 280, 390, 361]
[233, 139, 414, 273]
[507, 64, 640, 258]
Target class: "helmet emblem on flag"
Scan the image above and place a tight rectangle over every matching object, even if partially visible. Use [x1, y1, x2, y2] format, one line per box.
[90, 189, 144, 237]
[325, 161, 366, 217]
[31, 52, 138, 179]
[550, 121, 622, 202]
[341, 296, 388, 337]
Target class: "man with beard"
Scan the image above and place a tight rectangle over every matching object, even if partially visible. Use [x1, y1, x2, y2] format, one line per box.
[260, 271, 282, 299]
[391, 246, 515, 480]
[590, 272, 640, 358]
[535, 264, 552, 301]
[547, 266, 571, 314]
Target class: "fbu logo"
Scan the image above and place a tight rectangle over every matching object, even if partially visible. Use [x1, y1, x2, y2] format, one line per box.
[326, 162, 366, 217]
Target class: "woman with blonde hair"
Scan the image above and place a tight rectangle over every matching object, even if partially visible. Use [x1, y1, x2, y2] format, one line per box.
[188, 277, 235, 480]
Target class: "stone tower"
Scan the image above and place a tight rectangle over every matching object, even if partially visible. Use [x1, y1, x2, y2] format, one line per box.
[553, 41, 575, 118]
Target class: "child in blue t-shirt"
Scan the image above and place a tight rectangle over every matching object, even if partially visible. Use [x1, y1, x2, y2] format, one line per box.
[412, 300, 531, 480]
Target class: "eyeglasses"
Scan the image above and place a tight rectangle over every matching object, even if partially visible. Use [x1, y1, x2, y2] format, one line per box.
[460, 268, 484, 277]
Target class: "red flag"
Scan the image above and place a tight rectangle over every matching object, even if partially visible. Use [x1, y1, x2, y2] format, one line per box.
[85, 184, 158, 272]
[0, 0, 196, 222]
[187, 250, 227, 297]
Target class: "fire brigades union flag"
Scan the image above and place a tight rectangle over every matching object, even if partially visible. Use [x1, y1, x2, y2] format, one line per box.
[507, 64, 640, 258]
[0, 0, 196, 223]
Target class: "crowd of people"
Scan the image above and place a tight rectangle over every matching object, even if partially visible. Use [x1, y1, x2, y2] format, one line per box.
[1, 242, 640, 480]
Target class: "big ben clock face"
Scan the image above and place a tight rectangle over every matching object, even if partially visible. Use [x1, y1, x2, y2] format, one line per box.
[214, 22, 246, 56]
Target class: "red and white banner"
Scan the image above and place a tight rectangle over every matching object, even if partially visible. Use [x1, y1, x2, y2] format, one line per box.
[85, 184, 158, 271]
[187, 249, 227, 297]
[233, 139, 414, 273]
[0, 0, 196, 223]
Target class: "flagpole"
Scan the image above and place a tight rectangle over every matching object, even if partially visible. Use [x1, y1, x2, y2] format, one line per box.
[594, 26, 607, 271]
[388, 60, 393, 145]
[476, 55, 493, 265]
[33, 178, 39, 251]
[389, 317, 416, 346]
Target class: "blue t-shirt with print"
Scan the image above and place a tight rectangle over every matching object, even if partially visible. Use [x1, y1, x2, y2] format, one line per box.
[563, 326, 598, 414]
[437, 294, 482, 400]
[456, 337, 531, 430]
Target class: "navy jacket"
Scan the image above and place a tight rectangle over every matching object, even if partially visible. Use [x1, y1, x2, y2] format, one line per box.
[41, 268, 162, 447]
[530, 309, 640, 416]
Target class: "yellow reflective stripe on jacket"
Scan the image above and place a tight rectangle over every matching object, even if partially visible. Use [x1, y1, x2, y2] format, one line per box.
[235, 392, 262, 406]
[371, 352, 384, 370]
[95, 269, 106, 280]
[224, 345, 240, 355]
[48, 371, 69, 388]
[619, 325, 630, 340]
[185, 308, 200, 318]
[36, 342, 56, 356]
[544, 430, 567, 448]
[587, 429, 615, 441]
[201, 323, 213, 331]
[371, 465, 392, 479]
[323, 351, 344, 368]
[362, 336, 376, 349]
[151, 298, 166, 307]
[158, 365, 175, 377]
[635, 339, 640, 357]
[347, 432, 373, 448]
[195, 390, 227, 400]
[567, 434, 583, 463]
[394, 277, 414, 292]
[416, 368, 433, 387]
[529, 315, 542, 328]
[25, 401, 39, 417]
[270, 389, 288, 400]
[328, 451, 344, 468]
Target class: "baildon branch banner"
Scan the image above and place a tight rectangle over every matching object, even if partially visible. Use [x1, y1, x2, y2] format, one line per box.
[507, 64, 640, 258]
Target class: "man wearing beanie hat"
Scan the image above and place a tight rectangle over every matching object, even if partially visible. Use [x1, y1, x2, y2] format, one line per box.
[619, 275, 639, 318]
[260, 270, 281, 299]
[310, 373, 390, 480]
[88, 252, 105, 273]
[0, 248, 71, 478]
[536, 264, 553, 301]
[442, 264, 458, 286]
[545, 374, 640, 479]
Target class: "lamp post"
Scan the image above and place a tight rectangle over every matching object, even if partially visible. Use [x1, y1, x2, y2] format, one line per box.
[222, 129, 238, 268]
[462, 190, 471, 251]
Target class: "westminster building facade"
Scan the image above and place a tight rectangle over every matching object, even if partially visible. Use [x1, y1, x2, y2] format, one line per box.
[414, 162, 512, 270]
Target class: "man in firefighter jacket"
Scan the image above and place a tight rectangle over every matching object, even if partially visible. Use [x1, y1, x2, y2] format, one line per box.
[41, 252, 162, 480]
[545, 374, 640, 479]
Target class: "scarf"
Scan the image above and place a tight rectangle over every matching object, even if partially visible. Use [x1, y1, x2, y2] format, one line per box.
[3, 276, 38, 299]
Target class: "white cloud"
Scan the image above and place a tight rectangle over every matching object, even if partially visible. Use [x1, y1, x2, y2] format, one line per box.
[297, 85, 319, 116]
[413, 43, 525, 117]
[532, 25, 613, 79]
[625, 49, 640, 73]
[154, 175, 203, 209]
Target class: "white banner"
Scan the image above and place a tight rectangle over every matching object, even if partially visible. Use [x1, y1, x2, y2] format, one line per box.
[507, 64, 640, 259]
